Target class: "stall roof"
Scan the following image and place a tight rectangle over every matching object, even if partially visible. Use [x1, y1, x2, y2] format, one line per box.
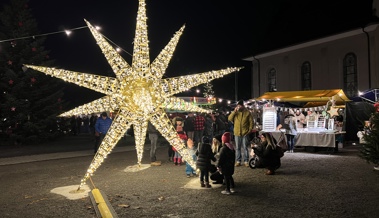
[255, 89, 351, 104]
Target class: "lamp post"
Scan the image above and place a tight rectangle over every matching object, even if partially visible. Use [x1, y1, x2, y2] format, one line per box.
[235, 71, 238, 101]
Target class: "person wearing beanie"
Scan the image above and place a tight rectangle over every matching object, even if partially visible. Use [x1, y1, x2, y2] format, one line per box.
[217, 132, 236, 195]
[221, 132, 231, 144]
[211, 134, 222, 155]
[210, 134, 224, 184]
[375, 102, 379, 113]
[196, 136, 217, 188]
[228, 99, 254, 167]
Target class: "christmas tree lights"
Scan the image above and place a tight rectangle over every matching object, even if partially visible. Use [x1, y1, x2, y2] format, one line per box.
[25, 0, 241, 188]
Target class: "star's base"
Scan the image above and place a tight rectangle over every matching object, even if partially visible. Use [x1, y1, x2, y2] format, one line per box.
[123, 164, 150, 172]
[50, 184, 90, 200]
[151, 161, 162, 166]
[181, 178, 223, 190]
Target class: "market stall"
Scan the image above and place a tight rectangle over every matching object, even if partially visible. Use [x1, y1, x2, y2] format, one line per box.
[255, 89, 350, 152]
[294, 131, 345, 152]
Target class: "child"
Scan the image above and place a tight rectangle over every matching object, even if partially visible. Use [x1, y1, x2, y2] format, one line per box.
[217, 132, 236, 195]
[174, 131, 187, 166]
[185, 138, 197, 177]
[172, 118, 185, 166]
[196, 136, 217, 188]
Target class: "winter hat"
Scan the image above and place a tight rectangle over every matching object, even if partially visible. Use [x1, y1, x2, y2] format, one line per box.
[213, 134, 222, 143]
[375, 102, 379, 112]
[202, 136, 211, 144]
[221, 132, 231, 144]
[237, 99, 244, 106]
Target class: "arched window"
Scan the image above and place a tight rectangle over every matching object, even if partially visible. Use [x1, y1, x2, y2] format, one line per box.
[301, 61, 311, 90]
[343, 53, 357, 97]
[268, 68, 277, 92]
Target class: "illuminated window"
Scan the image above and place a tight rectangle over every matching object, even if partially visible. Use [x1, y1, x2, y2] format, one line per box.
[301, 61, 311, 90]
[343, 53, 357, 97]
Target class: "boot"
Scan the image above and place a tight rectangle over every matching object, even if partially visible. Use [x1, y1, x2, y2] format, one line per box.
[200, 181, 205, 187]
[173, 157, 177, 165]
[177, 157, 182, 166]
[205, 182, 212, 188]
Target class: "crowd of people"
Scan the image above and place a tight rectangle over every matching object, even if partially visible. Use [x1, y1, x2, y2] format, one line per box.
[66, 92, 379, 184]
[160, 99, 285, 195]
[59, 99, 379, 196]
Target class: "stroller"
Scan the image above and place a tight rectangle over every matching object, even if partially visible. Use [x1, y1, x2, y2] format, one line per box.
[248, 131, 261, 169]
[248, 145, 264, 169]
[248, 131, 286, 169]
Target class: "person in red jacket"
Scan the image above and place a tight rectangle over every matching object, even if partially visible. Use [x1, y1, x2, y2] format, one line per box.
[194, 113, 205, 147]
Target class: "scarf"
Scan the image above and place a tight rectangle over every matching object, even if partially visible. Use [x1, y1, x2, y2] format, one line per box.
[225, 142, 234, 150]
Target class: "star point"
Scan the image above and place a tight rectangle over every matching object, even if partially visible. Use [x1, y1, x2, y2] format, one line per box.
[25, 0, 241, 188]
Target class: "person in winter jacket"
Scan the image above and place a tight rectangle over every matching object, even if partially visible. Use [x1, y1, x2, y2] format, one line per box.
[282, 113, 297, 153]
[174, 131, 187, 166]
[253, 132, 281, 175]
[185, 139, 197, 177]
[184, 113, 195, 141]
[228, 99, 254, 167]
[194, 114, 206, 146]
[215, 112, 228, 135]
[210, 134, 224, 184]
[147, 122, 159, 163]
[196, 136, 217, 188]
[217, 132, 236, 195]
[94, 112, 112, 153]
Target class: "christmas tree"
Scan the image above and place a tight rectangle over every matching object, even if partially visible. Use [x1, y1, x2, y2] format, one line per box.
[202, 82, 216, 109]
[359, 109, 379, 166]
[203, 82, 214, 99]
[0, 0, 65, 145]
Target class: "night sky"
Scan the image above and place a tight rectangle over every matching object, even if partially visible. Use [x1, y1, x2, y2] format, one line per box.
[20, 0, 375, 107]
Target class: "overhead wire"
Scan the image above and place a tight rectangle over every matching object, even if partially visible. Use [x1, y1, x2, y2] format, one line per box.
[0, 25, 133, 57]
[0, 24, 235, 104]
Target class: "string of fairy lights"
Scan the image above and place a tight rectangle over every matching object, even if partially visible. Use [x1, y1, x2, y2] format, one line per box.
[0, 25, 134, 57]
[1, 24, 241, 105]
[0, 26, 88, 43]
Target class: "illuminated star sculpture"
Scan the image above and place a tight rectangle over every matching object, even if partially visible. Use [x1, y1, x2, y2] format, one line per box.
[25, 0, 241, 188]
